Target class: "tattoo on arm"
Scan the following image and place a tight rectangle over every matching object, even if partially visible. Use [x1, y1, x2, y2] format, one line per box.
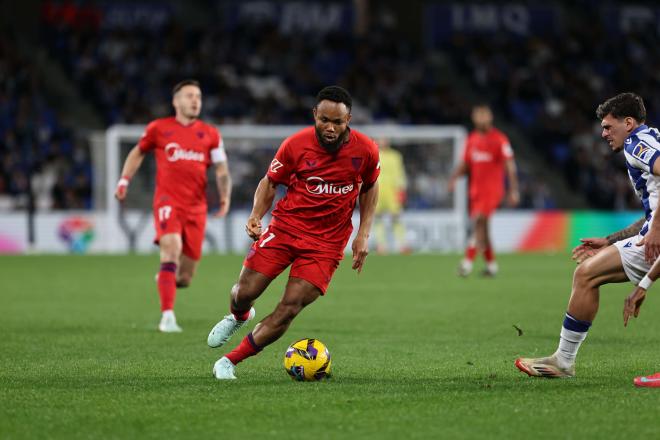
[216, 174, 231, 197]
[606, 217, 646, 245]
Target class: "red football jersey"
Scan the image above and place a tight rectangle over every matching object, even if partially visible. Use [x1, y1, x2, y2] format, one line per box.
[138, 117, 223, 213]
[462, 127, 513, 200]
[266, 127, 380, 247]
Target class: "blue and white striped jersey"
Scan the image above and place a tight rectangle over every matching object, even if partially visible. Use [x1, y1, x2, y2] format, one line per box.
[623, 124, 660, 236]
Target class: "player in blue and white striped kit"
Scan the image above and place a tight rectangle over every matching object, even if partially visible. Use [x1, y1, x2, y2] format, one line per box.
[516, 93, 660, 378]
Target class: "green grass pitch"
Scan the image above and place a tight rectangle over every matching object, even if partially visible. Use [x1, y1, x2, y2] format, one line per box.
[1, 253, 660, 439]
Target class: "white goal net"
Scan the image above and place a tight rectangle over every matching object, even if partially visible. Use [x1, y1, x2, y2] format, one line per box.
[98, 124, 467, 254]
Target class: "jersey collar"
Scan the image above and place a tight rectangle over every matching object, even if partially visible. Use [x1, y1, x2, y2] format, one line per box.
[630, 124, 648, 137]
[174, 117, 199, 128]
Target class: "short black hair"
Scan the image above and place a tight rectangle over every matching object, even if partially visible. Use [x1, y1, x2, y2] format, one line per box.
[596, 92, 646, 122]
[172, 79, 201, 96]
[316, 86, 352, 111]
[472, 102, 491, 110]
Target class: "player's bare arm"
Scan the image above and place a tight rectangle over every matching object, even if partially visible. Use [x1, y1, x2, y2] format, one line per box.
[246, 176, 277, 240]
[447, 161, 468, 193]
[115, 145, 146, 201]
[352, 181, 379, 273]
[636, 159, 660, 263]
[606, 217, 645, 245]
[214, 162, 232, 217]
[572, 217, 645, 264]
[504, 157, 520, 207]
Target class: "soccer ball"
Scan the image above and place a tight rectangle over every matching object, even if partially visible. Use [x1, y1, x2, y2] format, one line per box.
[283, 338, 332, 381]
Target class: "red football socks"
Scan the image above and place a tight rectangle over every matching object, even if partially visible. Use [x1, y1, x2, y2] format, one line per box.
[484, 246, 495, 263]
[158, 262, 177, 311]
[231, 307, 251, 321]
[226, 333, 262, 365]
[465, 245, 477, 261]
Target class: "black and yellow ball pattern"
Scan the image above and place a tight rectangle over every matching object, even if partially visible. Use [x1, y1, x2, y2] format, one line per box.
[283, 338, 332, 381]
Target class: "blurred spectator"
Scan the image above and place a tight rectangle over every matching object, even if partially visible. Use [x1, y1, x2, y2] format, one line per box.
[0, 34, 92, 211]
[443, 9, 660, 210]
[38, 5, 485, 210]
[34, 1, 603, 210]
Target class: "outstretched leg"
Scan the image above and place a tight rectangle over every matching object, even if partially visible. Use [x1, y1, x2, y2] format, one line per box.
[229, 266, 273, 317]
[214, 277, 322, 379]
[251, 277, 321, 347]
[566, 245, 627, 321]
[516, 245, 628, 378]
[207, 267, 272, 348]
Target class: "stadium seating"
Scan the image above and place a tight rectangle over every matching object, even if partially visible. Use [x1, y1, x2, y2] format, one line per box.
[38, 5, 485, 210]
[442, 14, 658, 209]
[0, 35, 92, 210]
[32, 2, 657, 210]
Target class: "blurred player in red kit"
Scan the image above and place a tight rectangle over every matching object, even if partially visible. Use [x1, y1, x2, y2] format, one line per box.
[448, 104, 519, 277]
[115, 79, 232, 332]
[206, 86, 380, 380]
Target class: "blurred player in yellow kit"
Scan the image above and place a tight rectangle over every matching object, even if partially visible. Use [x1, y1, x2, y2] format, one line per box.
[374, 139, 409, 254]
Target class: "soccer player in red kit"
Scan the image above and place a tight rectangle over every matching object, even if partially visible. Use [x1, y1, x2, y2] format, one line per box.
[206, 86, 380, 380]
[448, 104, 519, 277]
[114, 79, 232, 332]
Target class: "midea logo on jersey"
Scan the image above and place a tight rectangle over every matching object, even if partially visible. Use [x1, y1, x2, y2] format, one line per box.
[165, 143, 205, 162]
[305, 176, 354, 195]
[472, 151, 493, 162]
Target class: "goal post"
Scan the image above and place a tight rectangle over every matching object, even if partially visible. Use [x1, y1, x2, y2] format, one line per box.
[101, 124, 467, 254]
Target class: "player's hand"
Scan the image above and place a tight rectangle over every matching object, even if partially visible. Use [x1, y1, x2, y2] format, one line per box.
[572, 238, 608, 264]
[506, 190, 520, 207]
[214, 197, 230, 218]
[351, 233, 369, 273]
[623, 286, 647, 327]
[114, 176, 130, 201]
[245, 216, 262, 241]
[637, 228, 660, 264]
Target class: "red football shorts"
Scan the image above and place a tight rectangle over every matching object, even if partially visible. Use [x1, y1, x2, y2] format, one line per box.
[469, 195, 501, 218]
[153, 203, 206, 261]
[243, 225, 343, 294]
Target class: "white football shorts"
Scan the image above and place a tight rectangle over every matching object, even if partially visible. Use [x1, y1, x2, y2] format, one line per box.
[614, 234, 651, 285]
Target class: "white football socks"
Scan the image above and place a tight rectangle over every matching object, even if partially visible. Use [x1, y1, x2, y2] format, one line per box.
[555, 327, 588, 367]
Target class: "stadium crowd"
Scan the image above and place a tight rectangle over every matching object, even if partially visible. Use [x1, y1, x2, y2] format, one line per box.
[0, 34, 93, 211]
[36, 2, 545, 211]
[445, 10, 658, 210]
[41, 1, 469, 127]
[5, 1, 652, 211]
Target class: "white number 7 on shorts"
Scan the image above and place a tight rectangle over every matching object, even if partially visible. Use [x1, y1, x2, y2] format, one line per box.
[259, 232, 276, 248]
[158, 206, 172, 221]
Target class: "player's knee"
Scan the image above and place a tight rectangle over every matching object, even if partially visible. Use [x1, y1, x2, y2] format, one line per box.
[231, 282, 244, 300]
[160, 246, 181, 263]
[573, 260, 599, 288]
[159, 234, 182, 253]
[231, 281, 253, 305]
